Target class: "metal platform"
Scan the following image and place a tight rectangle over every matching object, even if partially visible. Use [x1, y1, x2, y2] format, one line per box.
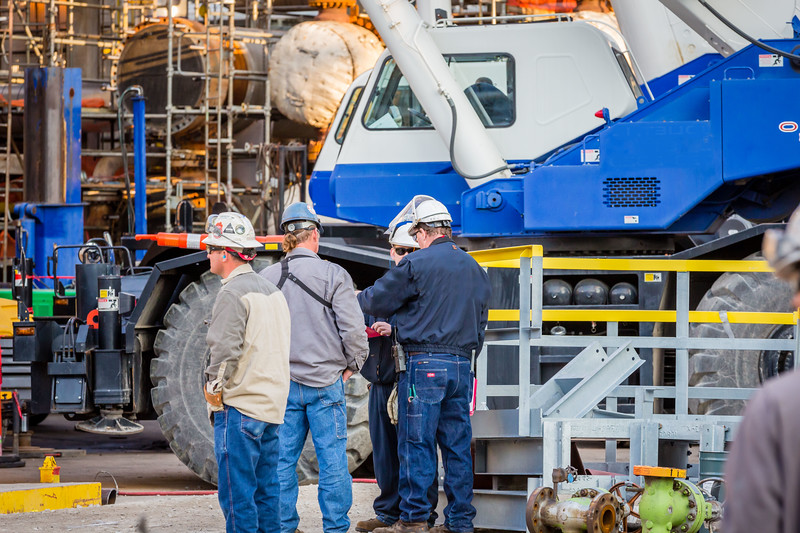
[461, 246, 799, 531]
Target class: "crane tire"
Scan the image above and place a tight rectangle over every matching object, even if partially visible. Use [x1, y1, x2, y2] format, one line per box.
[689, 266, 792, 416]
[151, 270, 372, 485]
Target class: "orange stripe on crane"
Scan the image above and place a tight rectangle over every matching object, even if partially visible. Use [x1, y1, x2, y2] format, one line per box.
[135, 233, 283, 250]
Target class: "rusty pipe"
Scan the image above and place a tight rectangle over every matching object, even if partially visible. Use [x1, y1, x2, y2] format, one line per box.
[527, 487, 623, 533]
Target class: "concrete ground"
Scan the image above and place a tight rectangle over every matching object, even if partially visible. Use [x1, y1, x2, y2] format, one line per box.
[1, 416, 380, 532]
[1, 416, 644, 532]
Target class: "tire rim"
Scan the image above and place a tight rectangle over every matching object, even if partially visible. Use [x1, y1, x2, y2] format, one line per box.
[759, 324, 794, 382]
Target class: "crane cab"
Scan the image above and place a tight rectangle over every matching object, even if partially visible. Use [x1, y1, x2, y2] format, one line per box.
[311, 19, 641, 229]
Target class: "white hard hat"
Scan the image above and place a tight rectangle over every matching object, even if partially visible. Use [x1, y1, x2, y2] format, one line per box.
[385, 221, 419, 248]
[388, 195, 452, 237]
[201, 212, 263, 251]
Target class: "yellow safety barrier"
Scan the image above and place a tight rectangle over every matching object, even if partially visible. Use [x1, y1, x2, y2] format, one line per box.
[470, 245, 796, 326]
[0, 483, 101, 514]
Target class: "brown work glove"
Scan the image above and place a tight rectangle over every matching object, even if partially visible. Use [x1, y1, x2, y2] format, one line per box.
[204, 382, 223, 408]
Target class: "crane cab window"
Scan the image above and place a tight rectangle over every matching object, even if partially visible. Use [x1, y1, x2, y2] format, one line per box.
[335, 86, 364, 144]
[363, 54, 515, 130]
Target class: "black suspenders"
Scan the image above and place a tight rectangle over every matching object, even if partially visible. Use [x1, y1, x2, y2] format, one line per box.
[276, 256, 333, 309]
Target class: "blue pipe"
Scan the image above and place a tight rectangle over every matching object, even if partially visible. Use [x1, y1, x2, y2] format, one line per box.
[132, 95, 147, 237]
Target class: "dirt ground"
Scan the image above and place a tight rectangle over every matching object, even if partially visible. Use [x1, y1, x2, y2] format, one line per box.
[0, 416, 380, 532]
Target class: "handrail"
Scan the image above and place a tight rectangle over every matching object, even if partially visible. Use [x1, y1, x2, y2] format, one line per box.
[478, 256, 772, 273]
[468, 245, 773, 272]
[468, 244, 541, 265]
[489, 309, 798, 324]
[471, 244, 800, 426]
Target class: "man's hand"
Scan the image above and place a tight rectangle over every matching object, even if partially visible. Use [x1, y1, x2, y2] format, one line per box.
[371, 321, 392, 336]
[204, 382, 223, 407]
[343, 369, 354, 382]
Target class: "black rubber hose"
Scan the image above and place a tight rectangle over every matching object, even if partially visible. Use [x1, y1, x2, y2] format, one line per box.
[698, 0, 800, 62]
[446, 95, 509, 180]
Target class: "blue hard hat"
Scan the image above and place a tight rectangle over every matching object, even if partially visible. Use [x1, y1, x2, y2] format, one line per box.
[281, 203, 323, 234]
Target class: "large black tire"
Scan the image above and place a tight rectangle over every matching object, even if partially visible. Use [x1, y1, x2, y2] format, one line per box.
[151, 271, 221, 484]
[150, 270, 372, 485]
[688, 267, 793, 415]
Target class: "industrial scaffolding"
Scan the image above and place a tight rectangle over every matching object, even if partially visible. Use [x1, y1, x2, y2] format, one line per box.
[0, 0, 303, 280]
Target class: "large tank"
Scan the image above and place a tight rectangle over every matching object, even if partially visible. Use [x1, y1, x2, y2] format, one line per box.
[269, 21, 384, 129]
[115, 18, 268, 138]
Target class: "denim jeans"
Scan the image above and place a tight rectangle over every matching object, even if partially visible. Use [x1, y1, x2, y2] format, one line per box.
[398, 353, 475, 532]
[214, 405, 280, 533]
[278, 377, 352, 533]
[369, 382, 439, 526]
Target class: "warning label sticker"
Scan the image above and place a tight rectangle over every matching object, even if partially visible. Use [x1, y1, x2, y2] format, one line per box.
[624, 215, 639, 224]
[644, 273, 662, 283]
[580, 149, 600, 163]
[98, 288, 119, 312]
[759, 54, 783, 67]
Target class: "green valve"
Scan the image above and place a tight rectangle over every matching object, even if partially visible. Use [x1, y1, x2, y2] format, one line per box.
[638, 477, 716, 533]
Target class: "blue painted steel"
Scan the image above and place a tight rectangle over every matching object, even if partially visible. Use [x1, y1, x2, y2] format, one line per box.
[132, 95, 147, 260]
[14, 203, 84, 288]
[308, 170, 336, 220]
[15, 68, 84, 287]
[63, 68, 82, 204]
[522, 121, 719, 232]
[721, 79, 800, 181]
[311, 40, 800, 237]
[461, 179, 525, 236]
[475, 40, 800, 236]
[324, 161, 469, 228]
[644, 53, 722, 99]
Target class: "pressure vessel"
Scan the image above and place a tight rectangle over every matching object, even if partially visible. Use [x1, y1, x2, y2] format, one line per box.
[269, 21, 384, 128]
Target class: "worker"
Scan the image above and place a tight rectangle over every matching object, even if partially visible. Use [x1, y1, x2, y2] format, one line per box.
[202, 211, 291, 533]
[260, 202, 368, 533]
[464, 77, 513, 126]
[356, 222, 440, 532]
[723, 206, 800, 533]
[359, 195, 491, 533]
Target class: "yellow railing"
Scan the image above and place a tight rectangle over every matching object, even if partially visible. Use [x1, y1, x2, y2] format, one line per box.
[469, 245, 796, 325]
[488, 309, 798, 324]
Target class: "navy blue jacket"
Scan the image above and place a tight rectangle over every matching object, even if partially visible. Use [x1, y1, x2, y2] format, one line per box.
[358, 237, 491, 359]
[361, 314, 396, 385]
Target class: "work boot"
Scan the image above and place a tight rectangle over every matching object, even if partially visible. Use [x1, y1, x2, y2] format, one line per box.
[430, 526, 473, 533]
[374, 520, 429, 533]
[356, 517, 395, 532]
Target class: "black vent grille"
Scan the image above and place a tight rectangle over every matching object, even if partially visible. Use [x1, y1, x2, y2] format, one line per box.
[602, 177, 661, 208]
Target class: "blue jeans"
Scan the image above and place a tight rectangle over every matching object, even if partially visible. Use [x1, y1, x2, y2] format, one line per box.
[214, 405, 280, 533]
[369, 382, 439, 525]
[398, 353, 475, 532]
[279, 378, 352, 533]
